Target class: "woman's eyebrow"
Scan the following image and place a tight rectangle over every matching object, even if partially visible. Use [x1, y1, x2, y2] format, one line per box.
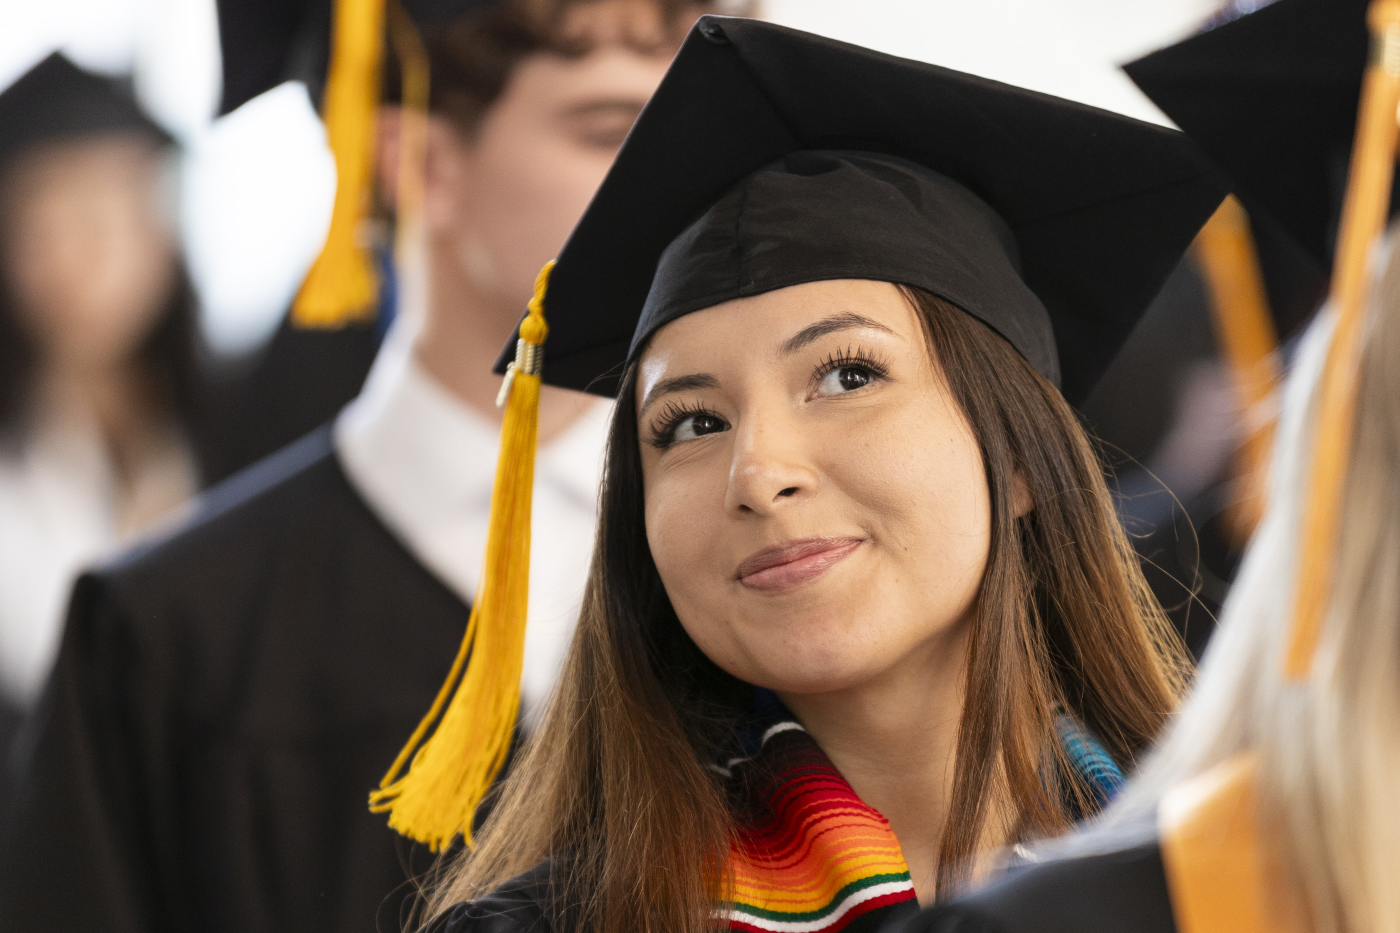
[780, 312, 895, 355]
[639, 372, 719, 417]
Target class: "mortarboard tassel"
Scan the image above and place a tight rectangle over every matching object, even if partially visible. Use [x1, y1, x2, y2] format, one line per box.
[291, 0, 385, 328]
[369, 261, 554, 852]
[1193, 196, 1280, 544]
[1286, 0, 1400, 679]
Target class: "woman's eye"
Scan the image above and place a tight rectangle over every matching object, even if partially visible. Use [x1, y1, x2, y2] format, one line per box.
[672, 412, 728, 443]
[816, 365, 875, 396]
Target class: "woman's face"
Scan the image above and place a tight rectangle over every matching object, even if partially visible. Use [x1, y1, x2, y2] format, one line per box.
[637, 279, 993, 696]
[0, 135, 177, 375]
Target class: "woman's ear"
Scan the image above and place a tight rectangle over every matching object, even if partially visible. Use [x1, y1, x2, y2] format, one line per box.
[1010, 469, 1035, 519]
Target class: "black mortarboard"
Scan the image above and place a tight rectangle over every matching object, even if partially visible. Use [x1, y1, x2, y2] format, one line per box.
[217, 0, 501, 115]
[0, 54, 171, 173]
[500, 16, 1228, 406]
[1125, 0, 1363, 328]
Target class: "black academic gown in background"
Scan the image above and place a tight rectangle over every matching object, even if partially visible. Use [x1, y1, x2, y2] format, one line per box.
[194, 317, 382, 485]
[892, 838, 1178, 933]
[0, 427, 469, 933]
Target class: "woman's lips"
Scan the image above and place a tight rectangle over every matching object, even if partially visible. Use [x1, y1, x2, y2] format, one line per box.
[736, 537, 864, 592]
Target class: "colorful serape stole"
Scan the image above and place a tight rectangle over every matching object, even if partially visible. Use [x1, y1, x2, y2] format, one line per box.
[713, 698, 1127, 933]
[715, 705, 918, 933]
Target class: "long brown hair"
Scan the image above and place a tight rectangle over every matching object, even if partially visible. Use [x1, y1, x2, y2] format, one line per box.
[425, 287, 1189, 931]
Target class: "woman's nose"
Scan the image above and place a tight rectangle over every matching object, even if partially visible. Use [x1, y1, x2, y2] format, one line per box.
[723, 415, 819, 516]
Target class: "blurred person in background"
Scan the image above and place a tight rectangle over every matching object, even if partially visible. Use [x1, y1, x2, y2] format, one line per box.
[0, 55, 203, 770]
[0, 2, 735, 933]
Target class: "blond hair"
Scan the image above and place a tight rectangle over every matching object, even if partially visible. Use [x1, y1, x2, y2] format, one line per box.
[1078, 235, 1400, 933]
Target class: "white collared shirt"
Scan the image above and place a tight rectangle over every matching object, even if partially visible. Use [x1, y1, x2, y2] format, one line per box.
[335, 330, 610, 719]
[0, 405, 195, 706]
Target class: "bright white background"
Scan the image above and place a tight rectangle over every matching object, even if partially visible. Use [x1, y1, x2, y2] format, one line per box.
[0, 0, 1220, 357]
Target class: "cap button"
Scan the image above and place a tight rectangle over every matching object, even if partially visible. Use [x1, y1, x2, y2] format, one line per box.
[700, 20, 728, 44]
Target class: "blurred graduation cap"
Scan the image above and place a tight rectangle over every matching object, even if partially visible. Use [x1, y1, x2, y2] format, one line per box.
[370, 15, 1228, 853]
[215, 0, 501, 327]
[216, 0, 497, 114]
[1126, 0, 1368, 334]
[0, 53, 171, 173]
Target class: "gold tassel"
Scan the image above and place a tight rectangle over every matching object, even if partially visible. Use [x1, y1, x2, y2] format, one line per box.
[1193, 196, 1281, 545]
[1286, 0, 1400, 679]
[292, 0, 385, 328]
[369, 261, 554, 851]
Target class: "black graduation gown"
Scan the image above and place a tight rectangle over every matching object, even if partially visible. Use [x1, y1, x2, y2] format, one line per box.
[421, 843, 1180, 933]
[194, 317, 382, 485]
[891, 838, 1177, 933]
[425, 863, 559, 933]
[0, 426, 470, 933]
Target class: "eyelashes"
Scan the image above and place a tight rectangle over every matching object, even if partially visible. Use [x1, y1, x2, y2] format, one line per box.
[645, 400, 726, 450]
[813, 346, 891, 385]
[644, 344, 892, 451]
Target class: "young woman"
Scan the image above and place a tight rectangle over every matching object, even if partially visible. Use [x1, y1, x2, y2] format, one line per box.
[0, 56, 201, 712]
[375, 16, 1226, 933]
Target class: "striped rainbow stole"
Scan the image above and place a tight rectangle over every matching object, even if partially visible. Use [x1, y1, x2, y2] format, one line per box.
[716, 716, 919, 933]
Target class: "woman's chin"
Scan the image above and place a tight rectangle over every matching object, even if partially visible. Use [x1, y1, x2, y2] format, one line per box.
[735, 643, 892, 697]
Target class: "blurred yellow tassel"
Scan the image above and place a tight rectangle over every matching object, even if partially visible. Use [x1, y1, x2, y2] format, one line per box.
[1193, 196, 1280, 545]
[292, 0, 385, 328]
[369, 262, 554, 851]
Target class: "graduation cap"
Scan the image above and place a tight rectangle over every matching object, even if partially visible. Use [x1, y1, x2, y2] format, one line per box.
[1123, 0, 1367, 542]
[369, 15, 1228, 852]
[215, 0, 501, 327]
[504, 17, 1228, 405]
[1131, 0, 1400, 681]
[0, 53, 172, 173]
[1126, 0, 1364, 325]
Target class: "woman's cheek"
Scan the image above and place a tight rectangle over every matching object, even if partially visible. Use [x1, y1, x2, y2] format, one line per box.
[645, 478, 710, 595]
[841, 400, 989, 577]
